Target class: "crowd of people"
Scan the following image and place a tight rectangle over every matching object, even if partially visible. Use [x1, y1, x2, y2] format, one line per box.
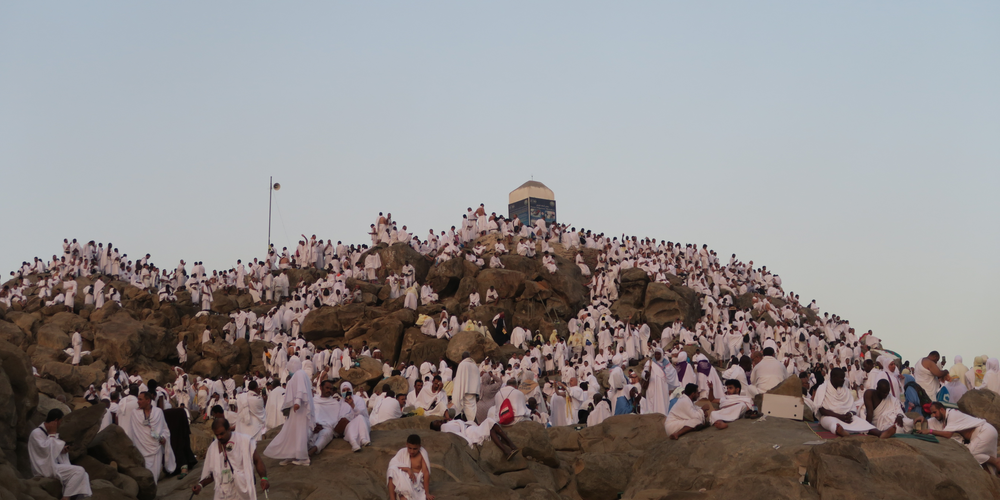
[9, 205, 999, 500]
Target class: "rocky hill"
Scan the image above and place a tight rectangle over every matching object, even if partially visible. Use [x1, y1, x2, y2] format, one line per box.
[1, 235, 999, 499]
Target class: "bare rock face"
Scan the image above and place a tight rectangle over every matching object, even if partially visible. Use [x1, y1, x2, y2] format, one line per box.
[446, 331, 499, 364]
[0, 338, 38, 465]
[339, 355, 386, 389]
[301, 303, 368, 341]
[357, 242, 432, 285]
[958, 389, 1000, 439]
[56, 403, 106, 460]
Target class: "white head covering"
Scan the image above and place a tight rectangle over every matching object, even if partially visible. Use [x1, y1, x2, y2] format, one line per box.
[340, 381, 353, 393]
[953, 355, 963, 364]
[987, 358, 999, 374]
[286, 356, 302, 374]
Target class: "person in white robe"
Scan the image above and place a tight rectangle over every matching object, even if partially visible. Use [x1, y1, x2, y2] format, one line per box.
[176, 338, 187, 365]
[814, 368, 877, 437]
[70, 330, 83, 366]
[28, 409, 92, 500]
[387, 435, 431, 500]
[338, 382, 372, 452]
[127, 391, 175, 484]
[666, 384, 707, 439]
[863, 379, 916, 438]
[641, 350, 674, 416]
[708, 379, 755, 429]
[263, 381, 285, 432]
[192, 417, 269, 500]
[586, 394, 612, 427]
[371, 392, 405, 426]
[308, 380, 352, 456]
[451, 353, 481, 423]
[235, 381, 266, 441]
[403, 286, 419, 310]
[923, 403, 1000, 471]
[415, 376, 449, 417]
[750, 348, 788, 393]
[263, 356, 314, 466]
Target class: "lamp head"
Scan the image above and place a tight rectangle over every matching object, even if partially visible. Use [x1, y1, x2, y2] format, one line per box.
[273, 183, 281, 191]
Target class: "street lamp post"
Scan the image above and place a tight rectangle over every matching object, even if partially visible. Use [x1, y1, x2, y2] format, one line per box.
[268, 177, 280, 253]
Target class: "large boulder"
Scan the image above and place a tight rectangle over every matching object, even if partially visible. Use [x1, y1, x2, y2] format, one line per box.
[88, 425, 157, 500]
[92, 311, 175, 371]
[808, 434, 999, 499]
[43, 312, 89, 338]
[475, 269, 526, 301]
[301, 304, 368, 341]
[352, 317, 404, 364]
[57, 403, 106, 460]
[407, 337, 449, 368]
[357, 243, 432, 284]
[36, 324, 70, 351]
[0, 320, 26, 346]
[643, 282, 691, 331]
[39, 360, 106, 396]
[957, 389, 1000, 440]
[425, 258, 469, 296]
[573, 452, 636, 500]
[0, 338, 38, 464]
[339, 356, 386, 389]
[446, 331, 499, 364]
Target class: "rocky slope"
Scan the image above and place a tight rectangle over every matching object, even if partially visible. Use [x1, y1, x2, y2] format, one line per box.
[1, 236, 998, 499]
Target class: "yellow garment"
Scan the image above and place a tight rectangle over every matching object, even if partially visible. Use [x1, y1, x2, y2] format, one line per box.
[416, 314, 431, 326]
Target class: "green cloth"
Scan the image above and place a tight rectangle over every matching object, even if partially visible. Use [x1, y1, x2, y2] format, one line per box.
[891, 432, 939, 443]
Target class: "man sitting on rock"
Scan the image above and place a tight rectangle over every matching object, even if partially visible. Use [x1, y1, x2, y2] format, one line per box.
[815, 368, 879, 438]
[308, 380, 352, 456]
[387, 434, 433, 500]
[922, 402, 1000, 474]
[28, 409, 92, 500]
[666, 384, 709, 440]
[864, 379, 920, 438]
[708, 379, 755, 430]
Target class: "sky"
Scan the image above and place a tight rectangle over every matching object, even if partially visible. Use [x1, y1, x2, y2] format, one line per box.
[2, 2, 998, 365]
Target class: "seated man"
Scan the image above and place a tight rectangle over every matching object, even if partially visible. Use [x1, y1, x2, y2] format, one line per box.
[370, 390, 404, 426]
[708, 379, 755, 430]
[922, 402, 1000, 474]
[666, 384, 708, 440]
[614, 387, 641, 416]
[387, 434, 432, 500]
[864, 379, 920, 439]
[430, 408, 519, 460]
[28, 409, 92, 500]
[815, 368, 878, 437]
[308, 380, 352, 456]
[415, 376, 448, 417]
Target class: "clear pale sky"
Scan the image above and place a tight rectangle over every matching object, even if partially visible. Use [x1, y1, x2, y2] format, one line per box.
[2, 2, 997, 365]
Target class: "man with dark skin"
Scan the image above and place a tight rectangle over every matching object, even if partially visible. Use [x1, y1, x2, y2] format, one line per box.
[192, 418, 269, 497]
[308, 380, 352, 456]
[817, 368, 880, 438]
[863, 380, 904, 439]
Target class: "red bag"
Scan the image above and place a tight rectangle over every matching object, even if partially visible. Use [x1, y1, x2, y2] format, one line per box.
[497, 389, 515, 426]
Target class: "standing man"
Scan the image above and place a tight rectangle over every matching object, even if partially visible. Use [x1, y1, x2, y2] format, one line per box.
[192, 417, 270, 500]
[236, 381, 266, 442]
[451, 352, 481, 423]
[70, 329, 83, 366]
[127, 391, 174, 484]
